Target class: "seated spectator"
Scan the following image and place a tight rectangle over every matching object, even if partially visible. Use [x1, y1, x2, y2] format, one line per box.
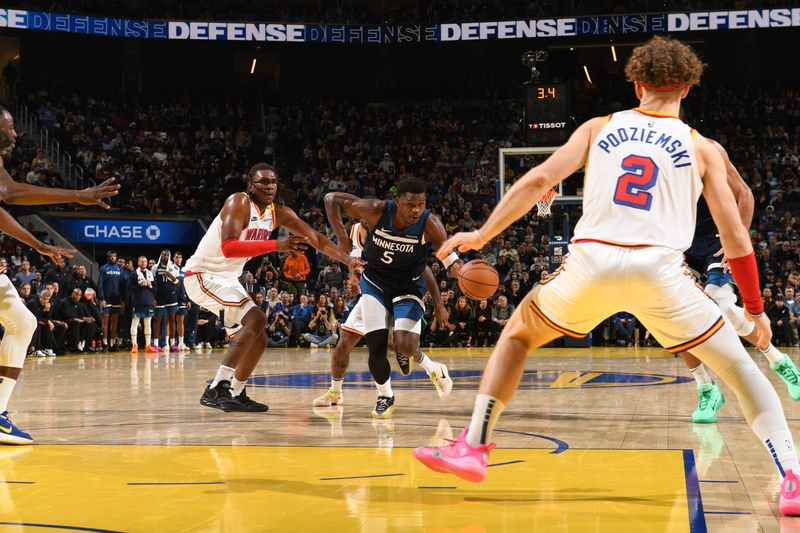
[303, 301, 338, 348]
[265, 287, 280, 311]
[492, 295, 514, 336]
[612, 312, 637, 347]
[196, 307, 217, 350]
[472, 298, 493, 347]
[769, 295, 795, 347]
[56, 288, 98, 353]
[241, 271, 264, 299]
[319, 261, 345, 292]
[17, 282, 33, 304]
[253, 292, 270, 315]
[12, 260, 35, 287]
[451, 296, 473, 347]
[26, 289, 66, 356]
[290, 293, 314, 345]
[267, 310, 292, 347]
[275, 291, 293, 316]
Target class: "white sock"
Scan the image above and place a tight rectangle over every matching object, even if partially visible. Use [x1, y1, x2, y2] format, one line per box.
[0, 376, 17, 413]
[211, 365, 235, 388]
[143, 318, 152, 345]
[466, 393, 505, 447]
[178, 336, 184, 346]
[763, 429, 800, 477]
[376, 379, 393, 398]
[231, 377, 247, 397]
[331, 377, 344, 393]
[168, 338, 173, 347]
[417, 352, 437, 373]
[690, 364, 712, 386]
[152, 339, 159, 347]
[130, 317, 140, 344]
[760, 344, 786, 365]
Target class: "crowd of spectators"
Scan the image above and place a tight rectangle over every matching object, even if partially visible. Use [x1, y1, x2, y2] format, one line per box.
[1, 77, 799, 353]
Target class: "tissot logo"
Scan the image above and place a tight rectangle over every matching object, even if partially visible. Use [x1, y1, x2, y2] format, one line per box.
[530, 122, 567, 129]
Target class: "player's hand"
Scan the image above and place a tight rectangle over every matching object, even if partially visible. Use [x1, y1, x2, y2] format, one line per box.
[747, 312, 773, 351]
[37, 243, 75, 267]
[77, 178, 120, 209]
[348, 256, 365, 272]
[338, 237, 353, 255]
[713, 248, 730, 273]
[99, 299, 106, 308]
[436, 230, 488, 259]
[435, 303, 449, 325]
[276, 236, 309, 253]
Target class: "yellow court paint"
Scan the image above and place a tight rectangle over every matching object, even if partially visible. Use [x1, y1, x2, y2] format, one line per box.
[0, 446, 693, 532]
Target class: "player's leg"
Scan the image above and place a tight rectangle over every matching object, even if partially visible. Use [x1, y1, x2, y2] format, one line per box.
[359, 292, 394, 418]
[0, 276, 38, 444]
[167, 309, 177, 352]
[109, 308, 120, 350]
[101, 307, 111, 351]
[130, 315, 140, 353]
[176, 307, 188, 351]
[222, 306, 269, 412]
[414, 245, 609, 481]
[681, 350, 725, 423]
[152, 306, 164, 349]
[312, 329, 362, 407]
[393, 297, 453, 398]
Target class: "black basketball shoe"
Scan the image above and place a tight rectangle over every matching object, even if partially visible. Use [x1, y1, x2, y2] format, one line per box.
[395, 352, 413, 376]
[224, 387, 269, 413]
[371, 395, 396, 419]
[201, 380, 233, 410]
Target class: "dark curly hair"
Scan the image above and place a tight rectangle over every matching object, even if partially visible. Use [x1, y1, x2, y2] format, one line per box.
[625, 35, 706, 89]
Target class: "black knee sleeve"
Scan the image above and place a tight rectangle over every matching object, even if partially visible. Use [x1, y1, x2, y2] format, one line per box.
[366, 330, 391, 385]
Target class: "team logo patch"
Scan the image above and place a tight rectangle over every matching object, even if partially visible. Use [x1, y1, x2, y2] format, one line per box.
[245, 370, 692, 390]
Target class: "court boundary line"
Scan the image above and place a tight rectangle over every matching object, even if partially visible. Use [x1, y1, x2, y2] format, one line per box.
[683, 449, 707, 533]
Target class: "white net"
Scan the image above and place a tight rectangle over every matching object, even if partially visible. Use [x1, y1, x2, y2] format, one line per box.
[535, 188, 558, 217]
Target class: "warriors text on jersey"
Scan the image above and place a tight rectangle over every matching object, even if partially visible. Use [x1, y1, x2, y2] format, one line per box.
[361, 200, 430, 294]
[186, 196, 277, 277]
[573, 108, 701, 251]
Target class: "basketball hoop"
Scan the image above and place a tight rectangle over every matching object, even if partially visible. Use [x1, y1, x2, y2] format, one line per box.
[536, 188, 558, 217]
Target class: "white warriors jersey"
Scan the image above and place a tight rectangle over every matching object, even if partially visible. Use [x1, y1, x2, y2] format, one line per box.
[349, 222, 367, 258]
[186, 196, 277, 277]
[572, 108, 702, 251]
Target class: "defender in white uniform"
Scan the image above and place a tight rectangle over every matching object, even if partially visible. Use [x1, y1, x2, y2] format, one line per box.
[415, 37, 800, 517]
[186, 163, 356, 414]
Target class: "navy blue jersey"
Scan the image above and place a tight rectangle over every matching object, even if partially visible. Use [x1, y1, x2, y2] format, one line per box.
[97, 262, 123, 303]
[128, 268, 155, 310]
[685, 196, 733, 286]
[694, 196, 717, 240]
[362, 200, 431, 296]
[152, 260, 178, 305]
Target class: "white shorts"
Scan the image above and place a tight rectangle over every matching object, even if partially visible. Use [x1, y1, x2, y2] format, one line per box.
[184, 272, 255, 333]
[529, 241, 723, 353]
[340, 296, 412, 336]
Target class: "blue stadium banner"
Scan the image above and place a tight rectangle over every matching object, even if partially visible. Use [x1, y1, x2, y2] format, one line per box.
[52, 218, 200, 245]
[1, 7, 799, 43]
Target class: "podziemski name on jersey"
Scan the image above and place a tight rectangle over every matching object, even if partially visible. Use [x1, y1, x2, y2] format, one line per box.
[529, 122, 567, 129]
[597, 126, 692, 167]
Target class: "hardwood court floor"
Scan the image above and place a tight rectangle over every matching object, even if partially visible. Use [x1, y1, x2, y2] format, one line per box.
[2, 345, 800, 532]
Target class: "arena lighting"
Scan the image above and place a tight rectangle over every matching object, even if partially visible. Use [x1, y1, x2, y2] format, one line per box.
[583, 65, 593, 85]
[611, 45, 617, 62]
[250, 58, 257, 74]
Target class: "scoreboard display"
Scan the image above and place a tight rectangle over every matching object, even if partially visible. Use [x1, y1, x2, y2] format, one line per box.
[525, 83, 571, 146]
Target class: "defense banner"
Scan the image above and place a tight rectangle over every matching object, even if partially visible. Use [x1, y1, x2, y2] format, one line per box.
[0, 7, 799, 43]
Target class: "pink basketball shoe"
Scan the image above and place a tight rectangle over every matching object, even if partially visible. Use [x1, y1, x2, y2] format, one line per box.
[412, 427, 495, 482]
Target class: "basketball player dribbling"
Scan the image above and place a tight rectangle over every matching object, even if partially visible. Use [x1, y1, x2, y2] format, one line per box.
[679, 138, 800, 422]
[0, 106, 119, 443]
[323, 183, 461, 418]
[413, 36, 800, 515]
[185, 163, 359, 413]
[312, 214, 453, 417]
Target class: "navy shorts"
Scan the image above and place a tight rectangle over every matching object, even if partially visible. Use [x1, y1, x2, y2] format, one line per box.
[684, 232, 734, 287]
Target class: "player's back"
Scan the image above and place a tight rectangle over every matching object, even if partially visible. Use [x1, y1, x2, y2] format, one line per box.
[573, 108, 702, 251]
[186, 195, 276, 277]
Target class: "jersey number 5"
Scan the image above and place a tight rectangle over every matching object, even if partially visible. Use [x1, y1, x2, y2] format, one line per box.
[613, 154, 659, 211]
[381, 251, 394, 264]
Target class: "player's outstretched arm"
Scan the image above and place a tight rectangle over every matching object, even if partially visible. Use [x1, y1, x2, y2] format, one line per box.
[713, 141, 754, 230]
[425, 213, 463, 278]
[323, 192, 384, 250]
[700, 136, 770, 348]
[277, 205, 355, 267]
[436, 117, 603, 258]
[0, 206, 74, 265]
[0, 162, 120, 207]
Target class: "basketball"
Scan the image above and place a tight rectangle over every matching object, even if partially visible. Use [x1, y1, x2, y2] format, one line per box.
[458, 260, 500, 300]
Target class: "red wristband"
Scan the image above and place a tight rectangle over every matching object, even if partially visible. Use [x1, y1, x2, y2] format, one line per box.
[221, 238, 277, 258]
[728, 252, 764, 315]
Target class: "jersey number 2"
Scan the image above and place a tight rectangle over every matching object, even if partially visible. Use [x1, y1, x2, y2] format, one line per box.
[613, 155, 659, 211]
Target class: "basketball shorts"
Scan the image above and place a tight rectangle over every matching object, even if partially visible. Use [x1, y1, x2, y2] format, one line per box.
[527, 241, 724, 353]
[102, 304, 121, 315]
[684, 232, 733, 287]
[133, 306, 154, 318]
[359, 275, 424, 335]
[340, 297, 366, 336]
[184, 272, 254, 334]
[176, 305, 188, 316]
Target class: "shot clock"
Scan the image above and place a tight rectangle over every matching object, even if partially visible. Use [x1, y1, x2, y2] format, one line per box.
[525, 82, 571, 145]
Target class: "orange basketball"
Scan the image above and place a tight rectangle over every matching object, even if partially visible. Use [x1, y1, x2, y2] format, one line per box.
[458, 260, 500, 300]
